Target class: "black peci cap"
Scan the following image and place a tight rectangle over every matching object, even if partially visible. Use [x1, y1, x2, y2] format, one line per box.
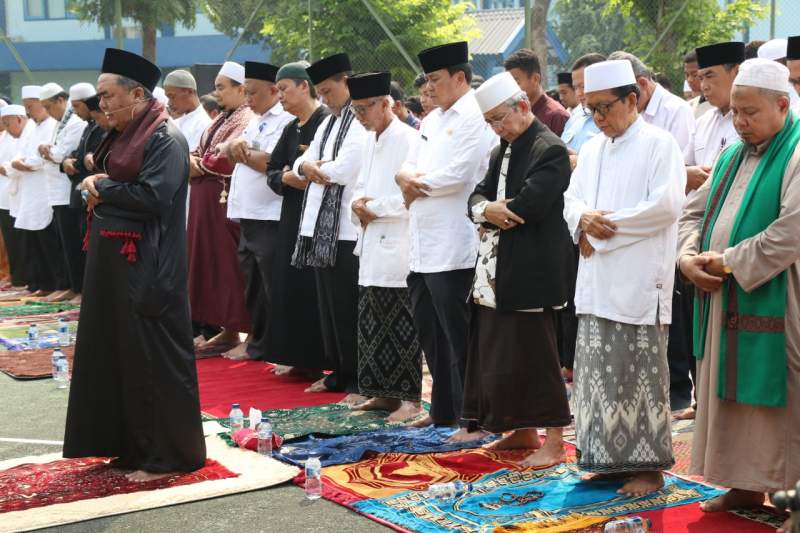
[84, 95, 101, 112]
[245, 61, 279, 83]
[418, 41, 469, 74]
[101, 48, 162, 92]
[557, 72, 573, 85]
[787, 36, 800, 61]
[695, 42, 745, 69]
[306, 53, 352, 85]
[347, 72, 391, 100]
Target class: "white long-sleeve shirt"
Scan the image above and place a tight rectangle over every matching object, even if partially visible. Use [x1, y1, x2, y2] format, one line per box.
[402, 90, 498, 273]
[227, 103, 293, 221]
[7, 118, 56, 230]
[683, 106, 739, 168]
[45, 111, 87, 206]
[351, 117, 419, 288]
[642, 83, 695, 151]
[292, 109, 367, 241]
[175, 105, 212, 152]
[563, 117, 686, 326]
[0, 132, 19, 211]
[2, 121, 35, 217]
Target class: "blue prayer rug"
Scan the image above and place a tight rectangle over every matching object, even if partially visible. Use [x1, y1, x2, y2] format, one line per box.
[353, 464, 724, 533]
[275, 426, 498, 467]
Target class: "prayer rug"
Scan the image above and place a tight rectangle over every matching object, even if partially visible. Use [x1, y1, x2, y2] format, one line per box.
[196, 357, 344, 417]
[352, 465, 723, 533]
[0, 301, 78, 318]
[0, 346, 74, 380]
[275, 426, 499, 467]
[0, 435, 298, 533]
[669, 432, 696, 479]
[0, 320, 76, 351]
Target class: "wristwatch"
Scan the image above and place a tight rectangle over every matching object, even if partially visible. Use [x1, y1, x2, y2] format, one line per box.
[297, 161, 306, 178]
[722, 253, 732, 274]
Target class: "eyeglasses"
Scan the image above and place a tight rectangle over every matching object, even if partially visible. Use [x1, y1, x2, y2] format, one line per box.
[349, 100, 380, 115]
[485, 109, 515, 129]
[585, 96, 624, 118]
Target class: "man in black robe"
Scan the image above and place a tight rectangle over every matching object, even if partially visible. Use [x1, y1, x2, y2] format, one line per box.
[64, 48, 205, 481]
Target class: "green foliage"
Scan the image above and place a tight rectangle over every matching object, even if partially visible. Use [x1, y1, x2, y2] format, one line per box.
[605, 0, 765, 90]
[68, 0, 198, 28]
[552, 0, 627, 69]
[202, 0, 479, 87]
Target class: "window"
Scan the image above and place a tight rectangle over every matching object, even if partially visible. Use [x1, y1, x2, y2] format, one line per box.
[24, 0, 77, 21]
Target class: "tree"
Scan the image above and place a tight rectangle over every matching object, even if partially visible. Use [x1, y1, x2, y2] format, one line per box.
[69, 0, 198, 63]
[202, 0, 479, 87]
[606, 0, 765, 88]
[529, 0, 551, 78]
[551, 0, 626, 69]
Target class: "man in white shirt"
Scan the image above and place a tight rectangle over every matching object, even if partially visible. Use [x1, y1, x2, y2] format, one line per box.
[164, 70, 211, 153]
[0, 105, 27, 289]
[608, 51, 694, 151]
[563, 60, 685, 497]
[39, 83, 88, 303]
[557, 72, 578, 113]
[396, 41, 498, 427]
[221, 61, 292, 361]
[788, 36, 800, 95]
[347, 72, 423, 422]
[292, 53, 367, 403]
[8, 86, 65, 297]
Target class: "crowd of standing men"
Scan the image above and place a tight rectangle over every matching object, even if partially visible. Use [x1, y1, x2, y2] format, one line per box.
[0, 34, 798, 531]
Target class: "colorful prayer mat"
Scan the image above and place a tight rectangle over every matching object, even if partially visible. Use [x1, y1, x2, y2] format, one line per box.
[275, 426, 499, 467]
[669, 432, 696, 479]
[352, 465, 724, 533]
[0, 436, 299, 533]
[0, 346, 74, 380]
[0, 301, 78, 318]
[0, 320, 76, 351]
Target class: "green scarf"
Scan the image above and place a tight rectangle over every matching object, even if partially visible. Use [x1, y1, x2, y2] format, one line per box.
[693, 115, 799, 408]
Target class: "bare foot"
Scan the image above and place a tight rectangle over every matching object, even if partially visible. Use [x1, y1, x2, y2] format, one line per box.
[273, 365, 293, 375]
[197, 329, 240, 350]
[193, 335, 208, 348]
[673, 406, 696, 420]
[388, 401, 423, 422]
[68, 294, 82, 305]
[125, 470, 178, 482]
[305, 377, 330, 393]
[448, 427, 491, 443]
[354, 397, 401, 412]
[31, 290, 52, 297]
[340, 393, 368, 406]
[618, 471, 664, 497]
[48, 289, 76, 303]
[581, 471, 630, 482]
[519, 443, 567, 468]
[778, 517, 792, 533]
[486, 429, 540, 451]
[700, 488, 765, 512]
[408, 414, 434, 428]
[222, 342, 250, 360]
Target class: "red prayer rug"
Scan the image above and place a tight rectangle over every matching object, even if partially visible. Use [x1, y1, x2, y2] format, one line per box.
[196, 357, 345, 418]
[0, 346, 74, 380]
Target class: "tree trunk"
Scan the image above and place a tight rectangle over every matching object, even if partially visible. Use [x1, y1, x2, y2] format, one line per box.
[141, 21, 157, 63]
[530, 0, 551, 88]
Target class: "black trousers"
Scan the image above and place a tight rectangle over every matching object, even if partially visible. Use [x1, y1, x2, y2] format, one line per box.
[53, 205, 86, 293]
[21, 220, 69, 293]
[407, 268, 474, 426]
[557, 244, 580, 370]
[315, 241, 360, 394]
[0, 209, 27, 287]
[238, 219, 279, 361]
[667, 272, 696, 410]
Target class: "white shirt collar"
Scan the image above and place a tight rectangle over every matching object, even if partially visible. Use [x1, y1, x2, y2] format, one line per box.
[607, 115, 645, 144]
[644, 83, 665, 118]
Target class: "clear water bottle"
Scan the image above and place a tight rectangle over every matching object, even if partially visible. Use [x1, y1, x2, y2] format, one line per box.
[604, 516, 652, 532]
[228, 403, 244, 436]
[57, 318, 70, 346]
[256, 416, 273, 456]
[304, 456, 323, 500]
[425, 480, 473, 500]
[27, 324, 39, 349]
[52, 348, 69, 389]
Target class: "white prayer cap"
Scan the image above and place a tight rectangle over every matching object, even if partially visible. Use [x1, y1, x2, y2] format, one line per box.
[583, 60, 636, 93]
[69, 82, 96, 101]
[1, 105, 27, 117]
[153, 87, 168, 105]
[474, 71, 523, 114]
[21, 85, 42, 100]
[734, 58, 792, 94]
[0, 100, 6, 109]
[39, 82, 65, 100]
[218, 61, 245, 84]
[163, 69, 197, 91]
[758, 38, 788, 61]
[683, 80, 691, 93]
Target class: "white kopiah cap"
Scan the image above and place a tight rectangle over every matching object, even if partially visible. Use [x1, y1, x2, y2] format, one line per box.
[39, 82, 65, 100]
[475, 71, 523, 114]
[1, 105, 27, 117]
[21, 85, 42, 100]
[163, 69, 197, 91]
[683, 80, 691, 93]
[734, 58, 792, 94]
[69, 82, 96, 101]
[584, 60, 637, 93]
[218, 61, 245, 84]
[758, 39, 788, 61]
[153, 87, 168, 105]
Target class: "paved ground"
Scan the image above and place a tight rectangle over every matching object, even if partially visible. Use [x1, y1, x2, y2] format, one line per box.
[0, 373, 387, 533]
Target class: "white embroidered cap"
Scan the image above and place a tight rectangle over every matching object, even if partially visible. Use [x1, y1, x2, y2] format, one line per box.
[39, 82, 65, 100]
[69, 82, 96, 101]
[1, 105, 27, 117]
[757, 39, 788, 61]
[218, 61, 245, 84]
[734, 58, 791, 94]
[21, 85, 42, 100]
[584, 60, 636, 93]
[475, 71, 523, 114]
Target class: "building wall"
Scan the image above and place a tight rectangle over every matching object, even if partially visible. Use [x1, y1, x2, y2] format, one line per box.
[5, 1, 105, 42]
[743, 0, 800, 41]
[9, 69, 99, 102]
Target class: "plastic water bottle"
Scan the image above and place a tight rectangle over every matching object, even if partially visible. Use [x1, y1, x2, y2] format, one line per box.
[256, 416, 273, 456]
[27, 324, 39, 349]
[228, 403, 244, 436]
[57, 318, 70, 346]
[604, 517, 651, 532]
[425, 480, 473, 500]
[304, 456, 323, 500]
[52, 348, 69, 389]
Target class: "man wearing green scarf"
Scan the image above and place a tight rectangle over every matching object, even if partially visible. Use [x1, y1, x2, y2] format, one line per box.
[678, 58, 800, 533]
